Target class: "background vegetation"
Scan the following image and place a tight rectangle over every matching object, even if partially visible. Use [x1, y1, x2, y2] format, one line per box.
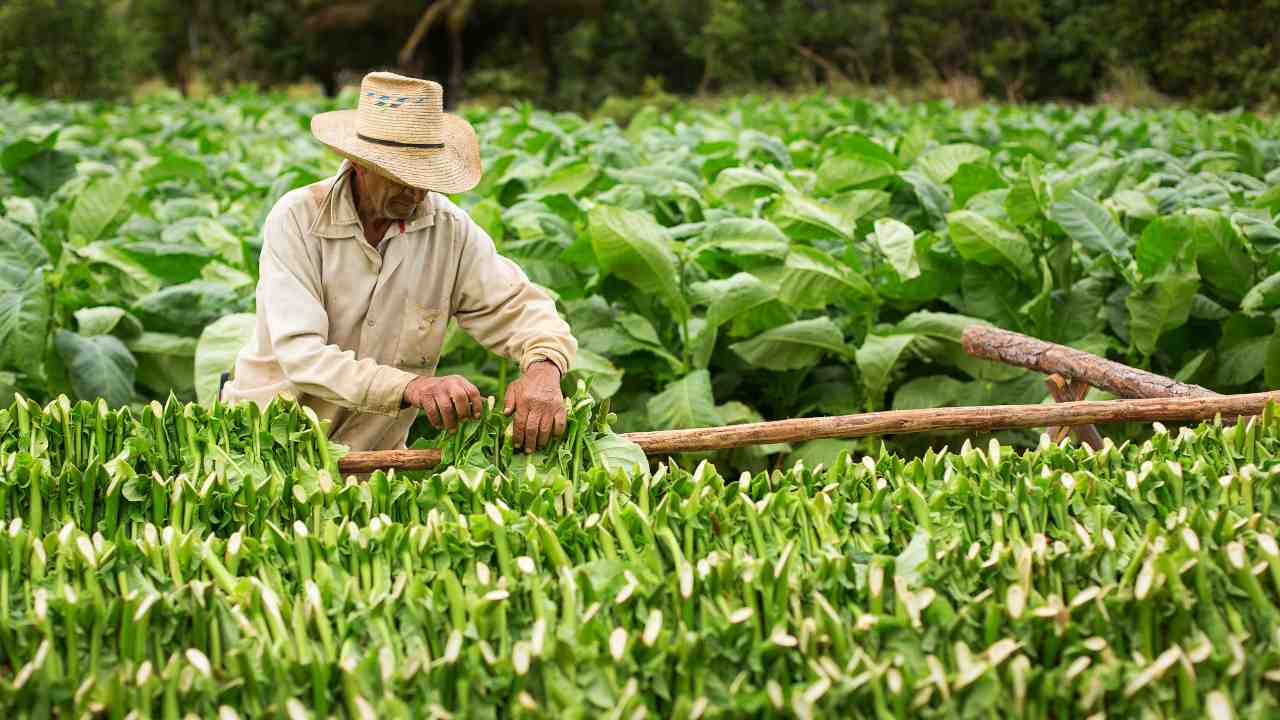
[1, 0, 1277, 111]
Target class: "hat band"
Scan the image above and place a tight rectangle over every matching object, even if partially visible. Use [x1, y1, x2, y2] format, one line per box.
[357, 133, 444, 149]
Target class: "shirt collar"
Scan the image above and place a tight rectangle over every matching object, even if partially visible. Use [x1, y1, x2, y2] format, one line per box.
[308, 159, 436, 239]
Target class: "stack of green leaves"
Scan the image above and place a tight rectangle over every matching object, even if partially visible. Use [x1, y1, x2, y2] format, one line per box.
[1, 390, 1279, 717]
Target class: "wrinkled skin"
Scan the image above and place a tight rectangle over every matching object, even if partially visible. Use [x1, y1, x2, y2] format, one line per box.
[350, 162, 425, 245]
[403, 361, 566, 453]
[503, 361, 567, 452]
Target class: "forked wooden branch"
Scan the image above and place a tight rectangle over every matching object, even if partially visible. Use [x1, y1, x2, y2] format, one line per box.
[1044, 374, 1104, 450]
[962, 325, 1217, 399]
[337, 391, 1280, 473]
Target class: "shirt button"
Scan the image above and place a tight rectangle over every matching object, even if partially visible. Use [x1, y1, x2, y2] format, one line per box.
[367, 319, 376, 328]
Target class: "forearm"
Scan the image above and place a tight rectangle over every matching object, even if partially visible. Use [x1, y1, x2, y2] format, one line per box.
[274, 334, 418, 416]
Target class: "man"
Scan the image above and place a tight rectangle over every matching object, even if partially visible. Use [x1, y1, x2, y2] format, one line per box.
[222, 71, 576, 453]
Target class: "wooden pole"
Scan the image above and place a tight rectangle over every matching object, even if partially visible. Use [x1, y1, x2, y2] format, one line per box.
[961, 325, 1217, 399]
[337, 391, 1279, 472]
[339, 448, 442, 474]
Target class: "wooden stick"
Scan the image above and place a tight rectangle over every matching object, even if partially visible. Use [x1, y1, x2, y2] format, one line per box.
[337, 391, 1279, 472]
[962, 325, 1217, 399]
[339, 448, 442, 474]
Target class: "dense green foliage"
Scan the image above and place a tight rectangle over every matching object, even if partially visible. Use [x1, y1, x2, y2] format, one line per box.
[3, 390, 1280, 716]
[2, 91, 1279, 464]
[4, 0, 1278, 110]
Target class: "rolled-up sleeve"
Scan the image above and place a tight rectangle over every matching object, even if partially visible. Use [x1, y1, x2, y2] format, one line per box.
[450, 215, 578, 374]
[259, 203, 418, 415]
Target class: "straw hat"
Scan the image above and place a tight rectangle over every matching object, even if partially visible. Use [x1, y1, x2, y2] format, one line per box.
[311, 72, 482, 193]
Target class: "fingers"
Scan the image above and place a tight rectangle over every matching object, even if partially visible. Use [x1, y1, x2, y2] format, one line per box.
[503, 382, 517, 415]
[423, 393, 443, 429]
[536, 413, 553, 450]
[447, 384, 470, 427]
[523, 409, 540, 454]
[466, 382, 484, 418]
[435, 388, 458, 430]
[513, 404, 532, 452]
[553, 406, 567, 439]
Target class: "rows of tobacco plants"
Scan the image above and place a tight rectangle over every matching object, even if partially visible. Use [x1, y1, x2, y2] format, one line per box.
[2, 90, 1279, 463]
[2, 388, 1280, 716]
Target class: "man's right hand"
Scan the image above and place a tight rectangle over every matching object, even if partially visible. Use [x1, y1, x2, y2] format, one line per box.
[403, 375, 485, 430]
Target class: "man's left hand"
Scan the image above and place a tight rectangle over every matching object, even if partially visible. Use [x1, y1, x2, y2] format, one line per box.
[504, 361, 567, 453]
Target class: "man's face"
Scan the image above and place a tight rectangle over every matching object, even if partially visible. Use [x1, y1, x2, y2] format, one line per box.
[353, 164, 426, 220]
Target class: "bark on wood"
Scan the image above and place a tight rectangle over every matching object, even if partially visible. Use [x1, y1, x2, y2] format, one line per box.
[339, 448, 441, 474]
[337, 391, 1280, 472]
[962, 325, 1217, 399]
[1044, 374, 1105, 450]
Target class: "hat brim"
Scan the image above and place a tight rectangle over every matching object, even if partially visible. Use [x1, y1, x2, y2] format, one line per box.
[310, 109, 483, 194]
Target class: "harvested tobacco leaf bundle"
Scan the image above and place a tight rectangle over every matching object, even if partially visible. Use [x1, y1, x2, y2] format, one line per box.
[1, 395, 1280, 718]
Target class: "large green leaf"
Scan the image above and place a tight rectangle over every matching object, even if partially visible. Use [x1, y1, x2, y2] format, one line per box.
[74, 306, 143, 339]
[0, 371, 15, 406]
[1186, 210, 1253, 303]
[0, 220, 52, 375]
[0, 269, 50, 377]
[162, 217, 242, 265]
[128, 332, 198, 399]
[1126, 263, 1199, 356]
[0, 217, 50, 272]
[694, 273, 793, 337]
[952, 163, 1007, 207]
[855, 333, 916, 408]
[690, 273, 793, 369]
[1137, 211, 1251, 302]
[1212, 315, 1272, 387]
[1005, 155, 1048, 225]
[588, 205, 688, 321]
[731, 317, 847, 371]
[567, 349, 624, 401]
[947, 210, 1036, 281]
[916, 143, 991, 184]
[130, 281, 249, 337]
[646, 370, 722, 430]
[195, 313, 256, 405]
[900, 171, 951, 226]
[1049, 190, 1131, 259]
[891, 375, 969, 411]
[1267, 329, 1280, 389]
[1, 138, 75, 196]
[777, 246, 874, 309]
[53, 330, 136, 407]
[766, 193, 850, 241]
[894, 311, 985, 342]
[688, 218, 790, 262]
[1242, 272, 1280, 313]
[870, 218, 920, 280]
[709, 167, 784, 210]
[70, 176, 132, 244]
[116, 242, 218, 285]
[594, 433, 649, 475]
[816, 153, 895, 195]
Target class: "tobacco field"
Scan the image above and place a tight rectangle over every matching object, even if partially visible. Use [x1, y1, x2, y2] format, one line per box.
[2, 89, 1280, 716]
[2, 91, 1279, 459]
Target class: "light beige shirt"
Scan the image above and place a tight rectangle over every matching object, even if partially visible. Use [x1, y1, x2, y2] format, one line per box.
[223, 161, 576, 450]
